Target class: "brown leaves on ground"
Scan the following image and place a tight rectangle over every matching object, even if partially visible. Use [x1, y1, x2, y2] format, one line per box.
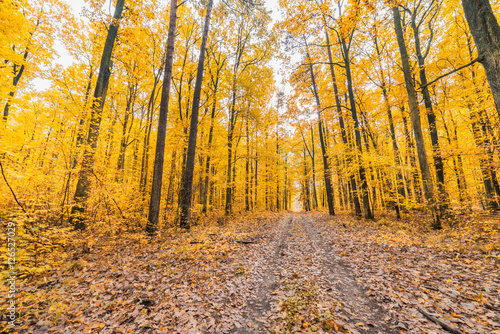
[317, 212, 500, 334]
[2, 211, 499, 334]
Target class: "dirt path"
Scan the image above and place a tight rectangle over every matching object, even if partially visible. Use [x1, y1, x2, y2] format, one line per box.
[237, 213, 396, 333]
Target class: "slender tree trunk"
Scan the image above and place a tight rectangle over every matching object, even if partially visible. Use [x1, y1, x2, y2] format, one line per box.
[341, 37, 372, 219]
[202, 98, 217, 213]
[402, 109, 422, 203]
[117, 100, 132, 174]
[305, 46, 335, 215]
[177, 0, 213, 230]
[245, 113, 250, 211]
[225, 89, 237, 215]
[254, 150, 258, 209]
[374, 36, 404, 218]
[71, 0, 125, 230]
[250, 142, 254, 210]
[392, 6, 440, 228]
[410, 16, 449, 211]
[284, 155, 288, 210]
[303, 145, 311, 211]
[310, 127, 318, 209]
[146, 0, 179, 235]
[324, 26, 361, 217]
[276, 118, 280, 211]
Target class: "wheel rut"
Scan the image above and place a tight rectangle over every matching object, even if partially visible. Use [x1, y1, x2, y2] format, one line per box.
[232, 215, 292, 333]
[232, 213, 396, 333]
[300, 214, 397, 333]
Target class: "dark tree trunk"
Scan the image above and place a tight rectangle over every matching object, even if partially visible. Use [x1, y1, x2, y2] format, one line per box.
[374, 36, 404, 219]
[117, 94, 133, 175]
[324, 26, 361, 217]
[177, 0, 213, 230]
[245, 113, 250, 211]
[303, 145, 311, 211]
[305, 47, 335, 216]
[225, 89, 237, 215]
[310, 127, 318, 209]
[202, 98, 217, 213]
[300, 126, 318, 209]
[462, 0, 500, 120]
[393, 6, 440, 229]
[341, 37, 372, 219]
[402, 109, 422, 203]
[146, 0, 179, 235]
[410, 14, 449, 211]
[71, 0, 126, 230]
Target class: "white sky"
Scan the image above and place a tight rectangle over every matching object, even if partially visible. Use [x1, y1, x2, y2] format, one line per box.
[34, 0, 286, 89]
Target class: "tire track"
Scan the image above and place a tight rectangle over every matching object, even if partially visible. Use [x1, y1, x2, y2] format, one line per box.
[232, 215, 292, 333]
[299, 213, 397, 333]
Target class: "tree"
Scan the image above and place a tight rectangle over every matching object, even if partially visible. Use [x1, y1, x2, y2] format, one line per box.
[461, 0, 500, 120]
[178, 0, 214, 230]
[304, 40, 335, 216]
[145, 0, 179, 235]
[71, 0, 126, 230]
[404, 0, 449, 211]
[392, 6, 440, 228]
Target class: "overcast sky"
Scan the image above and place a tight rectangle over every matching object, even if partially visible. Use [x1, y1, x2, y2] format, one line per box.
[35, 0, 289, 95]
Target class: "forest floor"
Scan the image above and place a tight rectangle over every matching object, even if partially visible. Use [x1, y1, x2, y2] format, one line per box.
[3, 211, 500, 333]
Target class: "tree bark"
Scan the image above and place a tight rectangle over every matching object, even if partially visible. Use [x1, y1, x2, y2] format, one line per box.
[324, 26, 361, 217]
[177, 0, 213, 230]
[341, 37, 372, 219]
[374, 35, 404, 218]
[462, 0, 500, 120]
[146, 0, 179, 235]
[305, 46, 335, 216]
[392, 6, 440, 228]
[71, 0, 126, 230]
[410, 12, 449, 211]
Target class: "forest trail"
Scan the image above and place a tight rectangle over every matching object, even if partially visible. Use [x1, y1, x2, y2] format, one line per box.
[12, 212, 500, 334]
[236, 213, 394, 333]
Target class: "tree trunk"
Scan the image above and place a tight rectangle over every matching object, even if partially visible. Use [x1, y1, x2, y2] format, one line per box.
[146, 0, 179, 235]
[305, 47, 335, 216]
[341, 37, 372, 219]
[410, 15, 449, 211]
[177, 0, 213, 230]
[202, 98, 217, 213]
[462, 0, 500, 120]
[392, 6, 440, 228]
[324, 26, 361, 217]
[245, 113, 250, 211]
[374, 36, 404, 218]
[402, 108, 422, 203]
[310, 127, 319, 209]
[71, 0, 126, 230]
[303, 145, 311, 211]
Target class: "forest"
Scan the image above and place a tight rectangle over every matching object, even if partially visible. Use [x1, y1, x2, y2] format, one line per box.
[1, 0, 500, 333]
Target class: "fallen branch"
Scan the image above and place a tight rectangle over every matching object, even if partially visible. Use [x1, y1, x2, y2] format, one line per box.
[421, 285, 500, 312]
[418, 307, 464, 334]
[236, 240, 255, 244]
[0, 161, 30, 218]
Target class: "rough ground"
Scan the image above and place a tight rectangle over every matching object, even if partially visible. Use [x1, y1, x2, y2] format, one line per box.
[5, 212, 500, 333]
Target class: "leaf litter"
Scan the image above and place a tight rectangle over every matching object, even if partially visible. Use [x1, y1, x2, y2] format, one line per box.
[2, 212, 499, 333]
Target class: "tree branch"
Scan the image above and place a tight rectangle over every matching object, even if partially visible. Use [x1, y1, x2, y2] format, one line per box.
[418, 307, 464, 334]
[419, 56, 483, 90]
[1, 161, 30, 217]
